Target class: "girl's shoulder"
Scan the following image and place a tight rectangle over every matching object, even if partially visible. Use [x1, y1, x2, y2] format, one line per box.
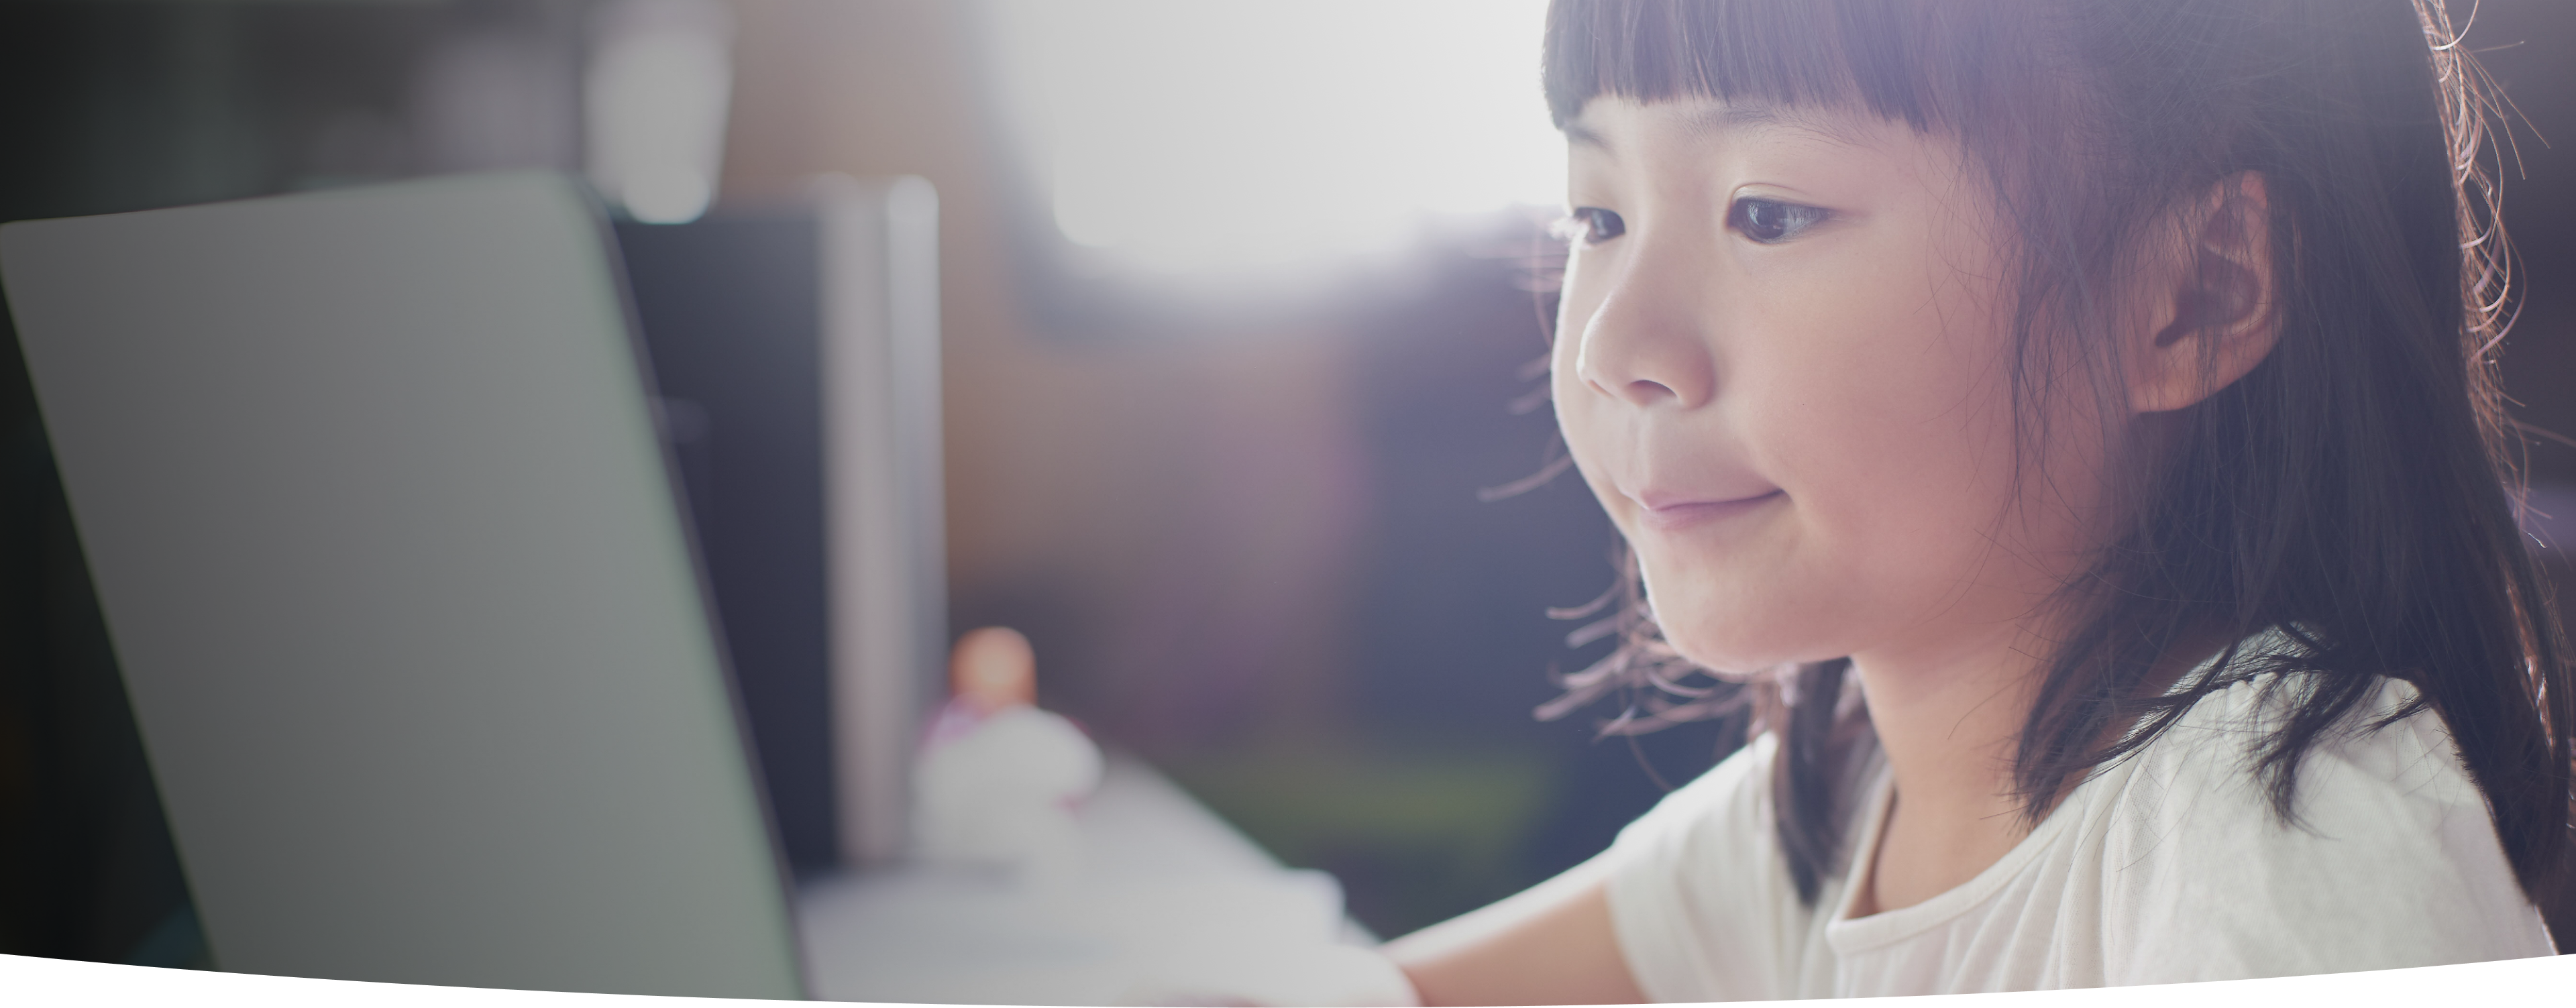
[1611, 723, 1880, 875]
[1603, 730, 1804, 899]
[1600, 733, 1803, 1001]
[2119, 651, 2485, 840]
[1601, 728, 1884, 1001]
[2084, 662, 2554, 981]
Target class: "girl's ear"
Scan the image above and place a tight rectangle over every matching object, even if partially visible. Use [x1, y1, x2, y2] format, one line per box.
[2128, 172, 2278, 414]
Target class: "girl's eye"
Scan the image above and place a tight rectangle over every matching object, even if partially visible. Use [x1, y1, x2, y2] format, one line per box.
[1552, 207, 1626, 246]
[1729, 198, 1829, 244]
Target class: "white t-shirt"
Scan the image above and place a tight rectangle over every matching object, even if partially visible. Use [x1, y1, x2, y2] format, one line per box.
[1603, 671, 2557, 999]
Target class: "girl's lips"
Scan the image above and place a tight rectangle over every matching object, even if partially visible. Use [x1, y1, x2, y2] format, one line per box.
[1632, 490, 1784, 533]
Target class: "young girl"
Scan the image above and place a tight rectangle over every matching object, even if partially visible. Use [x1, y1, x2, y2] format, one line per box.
[1370, 0, 2571, 1001]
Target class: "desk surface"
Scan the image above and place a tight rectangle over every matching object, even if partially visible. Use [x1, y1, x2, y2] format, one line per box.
[798, 757, 1356, 1005]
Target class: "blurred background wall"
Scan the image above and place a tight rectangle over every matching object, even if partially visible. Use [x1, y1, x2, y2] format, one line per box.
[2, 0, 2571, 962]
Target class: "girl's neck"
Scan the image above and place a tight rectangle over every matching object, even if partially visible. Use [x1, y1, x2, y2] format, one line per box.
[1845, 622, 2041, 916]
[1844, 618, 2239, 917]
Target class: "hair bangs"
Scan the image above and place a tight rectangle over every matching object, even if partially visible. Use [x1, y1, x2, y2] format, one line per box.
[1542, 0, 1950, 131]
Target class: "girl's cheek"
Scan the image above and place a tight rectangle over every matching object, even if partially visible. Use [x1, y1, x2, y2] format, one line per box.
[1551, 283, 1620, 502]
[1714, 285, 1993, 579]
[1552, 372, 1626, 525]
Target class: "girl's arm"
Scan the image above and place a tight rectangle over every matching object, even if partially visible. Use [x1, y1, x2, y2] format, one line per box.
[1383, 853, 1649, 1006]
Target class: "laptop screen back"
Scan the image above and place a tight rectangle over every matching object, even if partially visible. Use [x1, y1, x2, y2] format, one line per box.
[0, 173, 806, 998]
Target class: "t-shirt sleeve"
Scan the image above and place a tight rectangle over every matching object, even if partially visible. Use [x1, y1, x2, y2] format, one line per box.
[2097, 679, 2557, 984]
[1601, 733, 1827, 1002]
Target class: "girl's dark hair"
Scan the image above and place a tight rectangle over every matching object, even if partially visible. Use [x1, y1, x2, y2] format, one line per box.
[1536, 0, 2575, 911]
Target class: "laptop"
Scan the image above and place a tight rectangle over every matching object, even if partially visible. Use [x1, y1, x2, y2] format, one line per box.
[1, 173, 816, 998]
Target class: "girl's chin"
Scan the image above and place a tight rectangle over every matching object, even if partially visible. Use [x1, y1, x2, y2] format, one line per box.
[1640, 576, 1831, 671]
[1654, 621, 1830, 677]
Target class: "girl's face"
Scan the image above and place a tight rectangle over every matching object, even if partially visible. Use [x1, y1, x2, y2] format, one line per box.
[1554, 97, 2109, 674]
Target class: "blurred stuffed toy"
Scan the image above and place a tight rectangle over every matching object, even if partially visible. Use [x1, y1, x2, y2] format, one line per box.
[912, 626, 1103, 882]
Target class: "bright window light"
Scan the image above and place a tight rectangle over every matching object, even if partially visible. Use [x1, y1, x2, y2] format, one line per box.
[988, 0, 1564, 278]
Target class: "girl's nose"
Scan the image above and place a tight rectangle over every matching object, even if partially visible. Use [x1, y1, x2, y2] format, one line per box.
[1572, 251, 1717, 410]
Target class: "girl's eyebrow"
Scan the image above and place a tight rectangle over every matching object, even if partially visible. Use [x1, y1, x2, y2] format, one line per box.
[1564, 121, 1611, 153]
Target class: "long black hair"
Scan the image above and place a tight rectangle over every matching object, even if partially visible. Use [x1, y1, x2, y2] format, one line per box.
[1536, 0, 2575, 913]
